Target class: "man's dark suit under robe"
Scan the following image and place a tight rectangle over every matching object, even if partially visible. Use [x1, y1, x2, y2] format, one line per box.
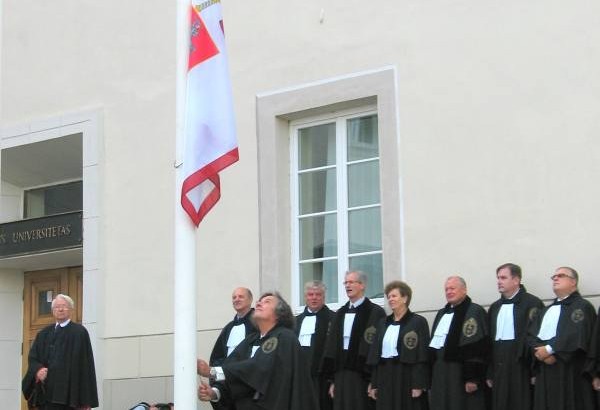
[529, 292, 597, 410]
[295, 305, 335, 410]
[487, 285, 544, 410]
[321, 298, 386, 410]
[210, 309, 256, 366]
[429, 296, 489, 410]
[585, 307, 600, 407]
[209, 309, 256, 410]
[22, 322, 98, 409]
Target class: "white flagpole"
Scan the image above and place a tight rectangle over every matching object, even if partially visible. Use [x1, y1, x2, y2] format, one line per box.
[175, 0, 198, 409]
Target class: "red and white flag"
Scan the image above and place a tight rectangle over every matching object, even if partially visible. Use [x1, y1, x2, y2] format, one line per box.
[181, 1, 238, 226]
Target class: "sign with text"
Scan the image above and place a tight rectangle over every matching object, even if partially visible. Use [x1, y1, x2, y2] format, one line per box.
[0, 211, 82, 258]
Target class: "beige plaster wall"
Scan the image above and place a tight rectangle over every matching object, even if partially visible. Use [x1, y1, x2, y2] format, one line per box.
[2, 0, 600, 407]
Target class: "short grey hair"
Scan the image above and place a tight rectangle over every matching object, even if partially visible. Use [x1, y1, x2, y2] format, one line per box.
[557, 266, 579, 286]
[346, 270, 368, 286]
[446, 275, 467, 289]
[52, 294, 75, 309]
[304, 280, 327, 293]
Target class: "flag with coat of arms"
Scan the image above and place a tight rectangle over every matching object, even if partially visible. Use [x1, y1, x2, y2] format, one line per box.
[181, 0, 238, 226]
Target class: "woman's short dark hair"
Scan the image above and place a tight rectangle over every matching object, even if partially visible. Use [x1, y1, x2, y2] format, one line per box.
[384, 280, 413, 307]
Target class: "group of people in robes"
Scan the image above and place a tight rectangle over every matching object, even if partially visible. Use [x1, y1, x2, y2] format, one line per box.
[198, 265, 600, 410]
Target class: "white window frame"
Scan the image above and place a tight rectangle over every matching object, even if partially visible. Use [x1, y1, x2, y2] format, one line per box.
[290, 105, 384, 310]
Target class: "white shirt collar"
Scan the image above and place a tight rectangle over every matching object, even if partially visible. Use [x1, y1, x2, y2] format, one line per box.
[349, 296, 365, 309]
[56, 319, 71, 327]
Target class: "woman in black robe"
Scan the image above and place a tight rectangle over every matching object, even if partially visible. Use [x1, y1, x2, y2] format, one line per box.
[367, 281, 430, 410]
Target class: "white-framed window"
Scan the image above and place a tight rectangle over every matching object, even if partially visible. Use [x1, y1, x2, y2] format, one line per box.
[291, 106, 384, 308]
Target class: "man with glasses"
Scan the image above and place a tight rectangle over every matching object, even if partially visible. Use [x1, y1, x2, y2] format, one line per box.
[321, 271, 385, 410]
[529, 266, 597, 410]
[22, 294, 98, 410]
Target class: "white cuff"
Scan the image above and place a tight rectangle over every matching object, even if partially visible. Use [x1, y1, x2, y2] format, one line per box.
[544, 344, 554, 355]
[213, 366, 226, 381]
[210, 387, 221, 402]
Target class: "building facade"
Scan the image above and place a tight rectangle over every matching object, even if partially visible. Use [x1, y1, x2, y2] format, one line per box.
[2, 0, 600, 408]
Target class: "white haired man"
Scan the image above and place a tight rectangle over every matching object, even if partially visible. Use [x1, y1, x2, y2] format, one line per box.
[22, 294, 98, 409]
[295, 280, 335, 410]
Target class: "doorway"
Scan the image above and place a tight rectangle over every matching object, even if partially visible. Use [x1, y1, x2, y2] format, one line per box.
[21, 267, 83, 409]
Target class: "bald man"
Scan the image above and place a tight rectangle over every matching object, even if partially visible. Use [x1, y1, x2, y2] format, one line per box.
[429, 276, 489, 410]
[210, 288, 257, 366]
[206, 287, 257, 410]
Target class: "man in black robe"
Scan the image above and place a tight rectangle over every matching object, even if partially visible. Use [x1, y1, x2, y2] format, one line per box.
[205, 287, 256, 410]
[487, 263, 544, 410]
[321, 270, 386, 410]
[197, 292, 317, 410]
[586, 306, 600, 406]
[429, 276, 488, 410]
[209, 287, 256, 367]
[22, 294, 98, 410]
[295, 280, 335, 410]
[529, 266, 597, 410]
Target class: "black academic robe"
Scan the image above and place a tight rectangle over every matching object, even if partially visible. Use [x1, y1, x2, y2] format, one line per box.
[487, 286, 544, 410]
[528, 292, 597, 410]
[22, 322, 98, 408]
[213, 325, 317, 410]
[210, 309, 257, 366]
[367, 311, 430, 410]
[584, 307, 600, 407]
[321, 298, 386, 410]
[295, 306, 335, 410]
[429, 296, 489, 410]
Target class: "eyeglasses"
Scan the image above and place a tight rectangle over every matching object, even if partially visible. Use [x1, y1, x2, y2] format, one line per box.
[550, 273, 575, 280]
[52, 305, 71, 310]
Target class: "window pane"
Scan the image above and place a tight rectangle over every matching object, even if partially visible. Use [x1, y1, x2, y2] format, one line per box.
[349, 253, 383, 299]
[300, 214, 337, 260]
[24, 191, 44, 218]
[37, 290, 53, 315]
[347, 161, 380, 208]
[347, 115, 378, 161]
[299, 169, 336, 215]
[298, 123, 336, 170]
[24, 181, 83, 218]
[348, 207, 381, 254]
[299, 260, 338, 303]
[45, 182, 83, 215]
